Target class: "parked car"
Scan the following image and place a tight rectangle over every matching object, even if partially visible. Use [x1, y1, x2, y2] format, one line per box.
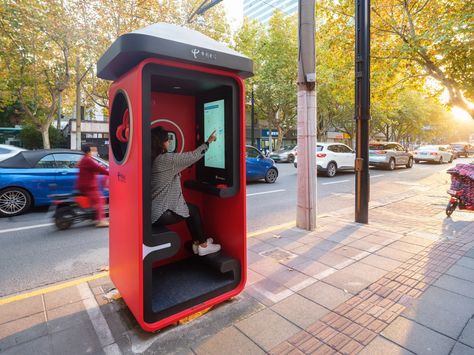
[293, 143, 355, 177]
[0, 144, 26, 162]
[369, 142, 413, 170]
[413, 145, 454, 164]
[269, 145, 297, 163]
[246, 145, 278, 183]
[449, 143, 474, 158]
[440, 144, 458, 159]
[0, 149, 109, 217]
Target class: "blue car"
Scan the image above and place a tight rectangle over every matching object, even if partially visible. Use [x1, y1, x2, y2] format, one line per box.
[0, 149, 109, 217]
[246, 145, 278, 183]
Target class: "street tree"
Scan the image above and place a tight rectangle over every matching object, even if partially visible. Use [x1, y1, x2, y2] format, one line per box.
[372, 0, 474, 119]
[0, 0, 73, 148]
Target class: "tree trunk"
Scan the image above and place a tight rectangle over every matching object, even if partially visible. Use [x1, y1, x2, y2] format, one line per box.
[41, 125, 50, 149]
[276, 126, 284, 150]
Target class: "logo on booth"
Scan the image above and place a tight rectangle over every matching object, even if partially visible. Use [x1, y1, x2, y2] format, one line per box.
[191, 48, 217, 60]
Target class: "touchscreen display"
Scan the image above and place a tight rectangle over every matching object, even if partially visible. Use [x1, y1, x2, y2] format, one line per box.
[204, 99, 225, 169]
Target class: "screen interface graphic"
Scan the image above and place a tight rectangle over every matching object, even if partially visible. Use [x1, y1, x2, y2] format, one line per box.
[204, 99, 225, 169]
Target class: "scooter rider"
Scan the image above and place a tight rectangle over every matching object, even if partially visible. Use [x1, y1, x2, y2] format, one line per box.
[76, 145, 109, 227]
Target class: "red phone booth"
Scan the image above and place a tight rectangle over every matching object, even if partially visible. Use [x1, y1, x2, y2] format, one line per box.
[97, 23, 253, 332]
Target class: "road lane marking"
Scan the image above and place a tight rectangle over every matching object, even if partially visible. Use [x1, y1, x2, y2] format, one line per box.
[78, 283, 122, 355]
[247, 221, 296, 238]
[397, 170, 411, 174]
[246, 189, 286, 196]
[0, 272, 109, 305]
[0, 223, 54, 235]
[322, 180, 350, 185]
[370, 174, 385, 178]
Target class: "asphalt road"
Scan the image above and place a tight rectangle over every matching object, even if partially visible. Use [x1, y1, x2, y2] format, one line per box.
[0, 158, 471, 297]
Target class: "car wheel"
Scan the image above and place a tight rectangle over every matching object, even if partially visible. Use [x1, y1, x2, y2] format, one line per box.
[0, 187, 32, 217]
[265, 168, 278, 183]
[287, 155, 295, 164]
[438, 156, 443, 164]
[449, 156, 453, 163]
[406, 157, 413, 168]
[388, 158, 395, 171]
[326, 162, 337, 177]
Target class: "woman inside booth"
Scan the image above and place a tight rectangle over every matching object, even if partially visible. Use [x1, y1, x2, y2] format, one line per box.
[151, 126, 220, 256]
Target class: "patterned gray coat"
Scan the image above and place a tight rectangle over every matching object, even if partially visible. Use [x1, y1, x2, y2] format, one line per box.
[151, 143, 208, 223]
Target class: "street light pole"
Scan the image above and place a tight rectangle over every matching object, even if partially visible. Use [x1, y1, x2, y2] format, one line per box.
[251, 85, 255, 146]
[296, 0, 317, 231]
[354, 0, 371, 223]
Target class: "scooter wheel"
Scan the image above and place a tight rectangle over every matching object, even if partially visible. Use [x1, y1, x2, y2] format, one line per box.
[446, 200, 457, 217]
[55, 207, 74, 230]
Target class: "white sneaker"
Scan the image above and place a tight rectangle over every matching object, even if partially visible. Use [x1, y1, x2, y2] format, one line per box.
[192, 238, 214, 254]
[198, 243, 221, 256]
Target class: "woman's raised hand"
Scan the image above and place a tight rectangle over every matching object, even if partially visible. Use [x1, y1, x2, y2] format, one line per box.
[207, 129, 217, 144]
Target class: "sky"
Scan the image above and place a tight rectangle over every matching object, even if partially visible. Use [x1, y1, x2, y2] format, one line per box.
[223, 0, 244, 31]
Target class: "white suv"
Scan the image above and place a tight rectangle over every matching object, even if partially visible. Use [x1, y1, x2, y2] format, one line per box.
[294, 143, 355, 177]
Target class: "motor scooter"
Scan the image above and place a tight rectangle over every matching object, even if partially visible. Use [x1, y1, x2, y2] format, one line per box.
[52, 193, 109, 230]
[446, 163, 474, 217]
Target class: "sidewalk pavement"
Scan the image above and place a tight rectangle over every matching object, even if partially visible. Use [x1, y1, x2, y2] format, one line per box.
[1, 170, 474, 355]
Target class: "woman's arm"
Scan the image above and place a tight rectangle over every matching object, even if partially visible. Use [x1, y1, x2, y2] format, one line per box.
[168, 143, 209, 172]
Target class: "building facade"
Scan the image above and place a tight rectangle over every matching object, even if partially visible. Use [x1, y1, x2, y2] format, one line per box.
[243, 0, 298, 23]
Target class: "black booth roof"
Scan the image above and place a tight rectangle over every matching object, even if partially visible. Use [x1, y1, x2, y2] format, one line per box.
[97, 23, 253, 81]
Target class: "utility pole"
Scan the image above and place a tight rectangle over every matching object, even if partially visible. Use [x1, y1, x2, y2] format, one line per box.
[354, 0, 371, 223]
[296, 0, 317, 231]
[75, 56, 92, 151]
[251, 86, 255, 146]
[75, 56, 82, 151]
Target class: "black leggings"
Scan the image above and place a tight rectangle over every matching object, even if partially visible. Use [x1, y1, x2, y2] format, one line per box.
[154, 203, 206, 244]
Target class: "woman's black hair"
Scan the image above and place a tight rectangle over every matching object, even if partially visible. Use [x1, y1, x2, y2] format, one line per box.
[151, 126, 169, 162]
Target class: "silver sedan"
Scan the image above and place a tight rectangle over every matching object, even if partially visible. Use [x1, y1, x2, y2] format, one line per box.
[413, 145, 454, 164]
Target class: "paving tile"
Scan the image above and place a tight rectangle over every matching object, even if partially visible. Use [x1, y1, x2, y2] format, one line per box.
[249, 256, 286, 277]
[317, 252, 356, 270]
[451, 342, 474, 355]
[359, 254, 403, 272]
[194, 326, 265, 355]
[50, 322, 103, 355]
[363, 233, 399, 246]
[339, 262, 387, 283]
[458, 257, 474, 270]
[446, 265, 474, 283]
[464, 248, 474, 259]
[298, 281, 352, 309]
[281, 257, 337, 279]
[434, 274, 474, 299]
[0, 296, 44, 325]
[348, 239, 384, 253]
[0, 335, 51, 355]
[271, 293, 329, 328]
[333, 246, 371, 260]
[265, 268, 316, 291]
[359, 336, 415, 355]
[235, 308, 300, 351]
[292, 245, 328, 260]
[46, 300, 90, 333]
[322, 270, 373, 294]
[389, 241, 426, 254]
[247, 269, 265, 286]
[382, 316, 455, 354]
[399, 236, 435, 247]
[0, 312, 47, 351]
[460, 317, 474, 348]
[43, 286, 84, 310]
[375, 247, 415, 262]
[245, 278, 293, 306]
